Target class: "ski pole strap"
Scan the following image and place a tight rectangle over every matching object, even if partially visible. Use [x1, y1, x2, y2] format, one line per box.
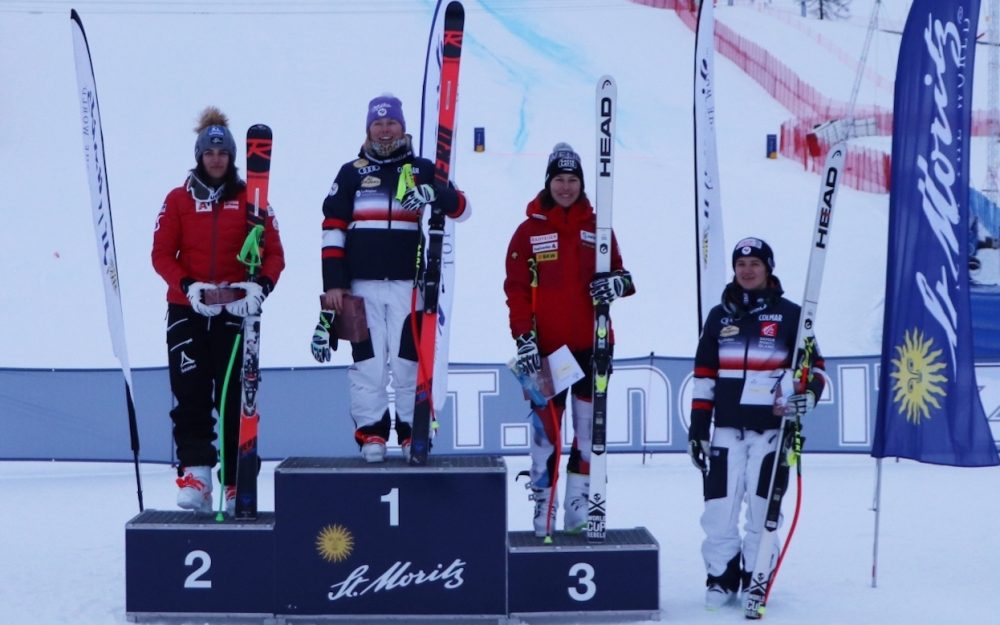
[396, 163, 415, 200]
[238, 224, 265, 276]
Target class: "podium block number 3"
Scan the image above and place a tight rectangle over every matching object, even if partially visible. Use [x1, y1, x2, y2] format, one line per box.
[568, 562, 596, 601]
[380, 488, 399, 527]
[184, 550, 212, 589]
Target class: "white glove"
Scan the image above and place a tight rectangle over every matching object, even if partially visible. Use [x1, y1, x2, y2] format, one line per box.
[688, 439, 710, 473]
[400, 183, 436, 212]
[589, 270, 632, 304]
[225, 281, 266, 317]
[185, 281, 223, 317]
[311, 311, 337, 362]
[785, 391, 816, 418]
[515, 332, 541, 375]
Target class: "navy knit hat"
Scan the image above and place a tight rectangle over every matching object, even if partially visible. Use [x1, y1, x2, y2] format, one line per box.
[366, 94, 405, 132]
[732, 237, 775, 272]
[193, 107, 236, 163]
[545, 142, 584, 190]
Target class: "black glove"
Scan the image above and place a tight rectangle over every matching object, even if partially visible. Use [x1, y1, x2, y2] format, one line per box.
[688, 439, 710, 474]
[311, 310, 338, 362]
[785, 391, 816, 418]
[688, 409, 712, 473]
[401, 183, 437, 212]
[515, 332, 541, 375]
[589, 270, 632, 304]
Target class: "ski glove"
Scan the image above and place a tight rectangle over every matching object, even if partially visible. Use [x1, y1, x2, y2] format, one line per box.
[589, 270, 632, 304]
[688, 439, 710, 474]
[785, 391, 816, 418]
[311, 310, 338, 362]
[184, 280, 223, 317]
[400, 183, 436, 212]
[515, 332, 541, 376]
[225, 280, 269, 318]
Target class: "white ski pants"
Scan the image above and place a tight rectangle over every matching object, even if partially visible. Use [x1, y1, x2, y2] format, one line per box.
[529, 395, 593, 488]
[348, 279, 421, 429]
[700, 426, 783, 579]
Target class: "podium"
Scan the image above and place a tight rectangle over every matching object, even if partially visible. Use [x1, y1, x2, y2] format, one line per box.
[508, 528, 659, 617]
[125, 455, 659, 622]
[273, 456, 507, 618]
[125, 510, 275, 619]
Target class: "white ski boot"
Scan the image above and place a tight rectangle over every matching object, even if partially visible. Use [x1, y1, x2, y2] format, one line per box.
[531, 488, 558, 538]
[176, 466, 212, 513]
[563, 472, 590, 534]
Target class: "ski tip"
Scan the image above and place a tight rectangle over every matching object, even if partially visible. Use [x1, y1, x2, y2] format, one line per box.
[598, 74, 616, 90]
[543, 535, 553, 545]
[70, 8, 80, 21]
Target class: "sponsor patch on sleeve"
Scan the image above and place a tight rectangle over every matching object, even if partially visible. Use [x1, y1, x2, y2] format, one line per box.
[529, 233, 558, 244]
[720, 325, 739, 338]
[580, 231, 596, 245]
[536, 251, 558, 262]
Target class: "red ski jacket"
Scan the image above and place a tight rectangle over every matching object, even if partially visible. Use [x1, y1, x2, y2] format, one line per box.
[504, 193, 632, 355]
[152, 176, 285, 306]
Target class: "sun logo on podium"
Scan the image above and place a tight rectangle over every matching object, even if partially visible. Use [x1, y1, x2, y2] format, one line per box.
[315, 524, 354, 563]
[889, 328, 948, 424]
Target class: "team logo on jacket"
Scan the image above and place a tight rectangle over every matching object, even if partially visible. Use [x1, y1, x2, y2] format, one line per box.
[328, 182, 339, 197]
[195, 201, 212, 213]
[361, 175, 381, 188]
[353, 158, 369, 168]
[720, 325, 739, 338]
[223, 201, 239, 211]
[760, 322, 778, 337]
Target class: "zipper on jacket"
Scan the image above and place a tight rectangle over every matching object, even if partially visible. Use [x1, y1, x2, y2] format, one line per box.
[209, 201, 219, 282]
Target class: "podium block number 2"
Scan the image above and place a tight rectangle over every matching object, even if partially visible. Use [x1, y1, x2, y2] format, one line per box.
[568, 562, 596, 601]
[184, 550, 212, 589]
[380, 488, 399, 527]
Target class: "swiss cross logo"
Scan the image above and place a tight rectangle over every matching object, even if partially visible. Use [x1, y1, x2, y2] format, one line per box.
[760, 322, 778, 337]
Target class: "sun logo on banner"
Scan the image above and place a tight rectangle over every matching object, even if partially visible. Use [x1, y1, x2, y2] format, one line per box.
[315, 524, 354, 563]
[890, 328, 948, 424]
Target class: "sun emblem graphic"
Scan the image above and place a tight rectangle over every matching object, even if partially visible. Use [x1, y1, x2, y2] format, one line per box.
[889, 328, 948, 424]
[315, 524, 354, 563]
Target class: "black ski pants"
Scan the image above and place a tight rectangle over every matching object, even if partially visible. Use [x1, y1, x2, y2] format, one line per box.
[166, 304, 243, 485]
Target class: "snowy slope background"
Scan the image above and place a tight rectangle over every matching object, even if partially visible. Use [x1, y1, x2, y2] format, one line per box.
[2, 0, 1000, 623]
[5, 0, 934, 370]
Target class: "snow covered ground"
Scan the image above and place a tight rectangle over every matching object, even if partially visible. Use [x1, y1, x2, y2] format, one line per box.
[3, 0, 1000, 623]
[3, 454, 999, 624]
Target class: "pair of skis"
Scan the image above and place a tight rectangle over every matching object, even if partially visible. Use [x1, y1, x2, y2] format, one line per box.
[409, 0, 465, 465]
[231, 124, 272, 520]
[744, 141, 844, 618]
[587, 76, 617, 543]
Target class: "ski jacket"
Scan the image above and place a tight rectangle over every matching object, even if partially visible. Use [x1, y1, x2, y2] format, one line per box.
[152, 175, 285, 306]
[504, 193, 633, 355]
[321, 139, 468, 291]
[690, 279, 826, 436]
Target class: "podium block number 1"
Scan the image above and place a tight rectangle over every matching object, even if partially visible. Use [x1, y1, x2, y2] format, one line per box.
[380, 488, 399, 527]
